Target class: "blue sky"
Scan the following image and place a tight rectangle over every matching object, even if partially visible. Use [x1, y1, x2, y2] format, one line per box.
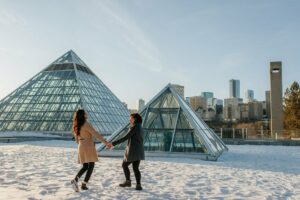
[0, 0, 299, 108]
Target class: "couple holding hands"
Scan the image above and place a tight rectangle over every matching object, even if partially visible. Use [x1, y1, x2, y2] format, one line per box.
[71, 109, 145, 192]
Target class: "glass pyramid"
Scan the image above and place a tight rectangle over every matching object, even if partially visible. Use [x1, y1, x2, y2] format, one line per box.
[98, 84, 228, 160]
[0, 50, 130, 136]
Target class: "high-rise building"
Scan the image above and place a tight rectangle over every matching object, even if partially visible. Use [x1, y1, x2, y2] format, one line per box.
[187, 96, 207, 120]
[262, 101, 267, 118]
[223, 98, 240, 121]
[137, 98, 145, 112]
[201, 92, 214, 99]
[207, 98, 214, 110]
[214, 99, 224, 120]
[265, 91, 271, 119]
[229, 79, 240, 98]
[270, 62, 283, 137]
[239, 103, 249, 120]
[239, 101, 263, 121]
[249, 101, 263, 120]
[244, 89, 254, 103]
[188, 96, 207, 111]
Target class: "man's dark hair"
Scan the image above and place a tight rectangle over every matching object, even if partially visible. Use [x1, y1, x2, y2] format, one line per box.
[130, 113, 142, 124]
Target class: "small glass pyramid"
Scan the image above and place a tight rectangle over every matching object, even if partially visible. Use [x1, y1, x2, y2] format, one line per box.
[98, 84, 228, 160]
[0, 50, 130, 136]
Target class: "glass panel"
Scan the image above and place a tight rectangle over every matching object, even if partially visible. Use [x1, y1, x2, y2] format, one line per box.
[172, 131, 206, 153]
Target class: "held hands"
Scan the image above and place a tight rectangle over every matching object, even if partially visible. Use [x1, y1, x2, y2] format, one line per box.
[105, 142, 114, 149]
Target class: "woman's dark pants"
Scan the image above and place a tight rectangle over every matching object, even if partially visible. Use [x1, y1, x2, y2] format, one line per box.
[122, 160, 141, 184]
[75, 162, 95, 183]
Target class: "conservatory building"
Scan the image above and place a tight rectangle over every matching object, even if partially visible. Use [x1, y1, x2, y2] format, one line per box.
[98, 84, 228, 161]
[0, 50, 129, 136]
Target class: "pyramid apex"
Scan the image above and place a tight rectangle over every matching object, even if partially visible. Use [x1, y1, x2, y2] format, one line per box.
[68, 49, 76, 54]
[49, 50, 88, 67]
[67, 49, 78, 57]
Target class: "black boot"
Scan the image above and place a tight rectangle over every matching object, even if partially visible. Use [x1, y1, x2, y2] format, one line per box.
[81, 182, 88, 190]
[119, 180, 131, 187]
[135, 183, 143, 190]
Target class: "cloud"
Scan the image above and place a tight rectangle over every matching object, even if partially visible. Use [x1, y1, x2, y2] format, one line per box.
[94, 0, 164, 72]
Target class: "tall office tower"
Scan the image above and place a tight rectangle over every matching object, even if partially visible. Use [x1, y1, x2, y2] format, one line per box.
[214, 99, 224, 118]
[248, 101, 263, 120]
[223, 98, 240, 121]
[244, 89, 254, 103]
[137, 98, 145, 112]
[201, 92, 214, 99]
[188, 96, 207, 111]
[270, 62, 283, 137]
[265, 91, 271, 119]
[229, 79, 240, 98]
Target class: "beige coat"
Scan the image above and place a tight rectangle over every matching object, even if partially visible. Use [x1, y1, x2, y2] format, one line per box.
[74, 122, 106, 164]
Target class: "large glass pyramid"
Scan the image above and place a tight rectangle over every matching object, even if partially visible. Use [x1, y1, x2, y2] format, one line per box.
[98, 84, 228, 161]
[0, 50, 129, 136]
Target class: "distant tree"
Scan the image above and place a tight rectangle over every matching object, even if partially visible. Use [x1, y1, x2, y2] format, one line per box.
[283, 81, 300, 130]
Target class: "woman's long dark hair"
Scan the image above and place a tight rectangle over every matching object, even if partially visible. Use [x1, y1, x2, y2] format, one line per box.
[73, 109, 86, 135]
[131, 113, 142, 124]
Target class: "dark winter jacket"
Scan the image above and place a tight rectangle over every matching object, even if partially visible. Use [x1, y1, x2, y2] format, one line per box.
[112, 123, 145, 162]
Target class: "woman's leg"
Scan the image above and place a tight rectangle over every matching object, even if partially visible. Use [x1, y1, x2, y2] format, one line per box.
[132, 161, 141, 184]
[122, 161, 131, 181]
[119, 161, 132, 187]
[83, 162, 95, 183]
[75, 163, 88, 181]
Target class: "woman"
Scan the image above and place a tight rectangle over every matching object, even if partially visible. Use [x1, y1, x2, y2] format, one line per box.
[111, 113, 145, 190]
[71, 109, 110, 192]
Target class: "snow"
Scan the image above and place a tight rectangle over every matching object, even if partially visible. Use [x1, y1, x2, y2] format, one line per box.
[0, 140, 299, 199]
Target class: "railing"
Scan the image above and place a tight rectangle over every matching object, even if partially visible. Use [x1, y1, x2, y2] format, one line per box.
[215, 128, 300, 140]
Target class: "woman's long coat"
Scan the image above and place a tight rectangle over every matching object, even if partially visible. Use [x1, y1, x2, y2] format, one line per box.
[74, 122, 106, 164]
[112, 123, 145, 162]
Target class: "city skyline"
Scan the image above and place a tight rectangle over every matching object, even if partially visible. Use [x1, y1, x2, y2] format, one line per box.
[0, 1, 299, 108]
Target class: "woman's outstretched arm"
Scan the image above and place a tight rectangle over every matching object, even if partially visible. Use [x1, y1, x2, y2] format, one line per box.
[86, 122, 109, 145]
[112, 125, 136, 146]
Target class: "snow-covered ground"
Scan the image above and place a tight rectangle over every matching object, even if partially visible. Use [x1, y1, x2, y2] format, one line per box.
[0, 141, 299, 200]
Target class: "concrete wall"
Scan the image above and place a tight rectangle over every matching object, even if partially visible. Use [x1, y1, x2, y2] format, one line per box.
[270, 62, 284, 137]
